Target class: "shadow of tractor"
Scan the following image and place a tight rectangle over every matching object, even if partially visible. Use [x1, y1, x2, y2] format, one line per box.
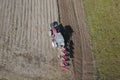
[58, 24, 74, 58]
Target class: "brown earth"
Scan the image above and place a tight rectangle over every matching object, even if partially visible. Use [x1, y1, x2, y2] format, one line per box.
[0, 0, 96, 80]
[58, 0, 96, 80]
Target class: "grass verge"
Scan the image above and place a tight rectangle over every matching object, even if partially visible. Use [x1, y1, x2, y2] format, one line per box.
[83, 0, 120, 80]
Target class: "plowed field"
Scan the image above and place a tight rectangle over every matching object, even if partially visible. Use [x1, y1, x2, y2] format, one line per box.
[0, 0, 96, 80]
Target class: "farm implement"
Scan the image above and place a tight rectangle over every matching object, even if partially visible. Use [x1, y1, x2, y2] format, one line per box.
[49, 21, 70, 70]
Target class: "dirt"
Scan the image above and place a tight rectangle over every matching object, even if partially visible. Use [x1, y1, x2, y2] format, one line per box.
[0, 0, 96, 80]
[58, 0, 96, 80]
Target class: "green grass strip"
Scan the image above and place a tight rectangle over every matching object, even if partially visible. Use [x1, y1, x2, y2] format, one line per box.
[83, 0, 120, 80]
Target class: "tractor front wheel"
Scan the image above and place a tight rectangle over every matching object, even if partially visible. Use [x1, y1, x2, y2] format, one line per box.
[52, 41, 57, 48]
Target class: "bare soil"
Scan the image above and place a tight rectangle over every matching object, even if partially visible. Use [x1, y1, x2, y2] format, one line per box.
[58, 0, 96, 80]
[0, 0, 96, 80]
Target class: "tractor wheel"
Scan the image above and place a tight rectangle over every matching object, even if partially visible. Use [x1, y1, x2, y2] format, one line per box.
[49, 30, 52, 36]
[52, 41, 57, 48]
[50, 21, 58, 28]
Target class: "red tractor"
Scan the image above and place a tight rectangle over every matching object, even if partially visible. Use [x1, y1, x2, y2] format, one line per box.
[49, 21, 70, 70]
[49, 21, 65, 48]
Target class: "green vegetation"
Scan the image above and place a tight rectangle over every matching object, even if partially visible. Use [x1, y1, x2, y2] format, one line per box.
[83, 0, 120, 80]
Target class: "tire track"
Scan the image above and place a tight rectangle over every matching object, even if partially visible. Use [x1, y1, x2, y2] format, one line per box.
[0, 0, 6, 35]
[37, 0, 42, 53]
[73, 0, 96, 79]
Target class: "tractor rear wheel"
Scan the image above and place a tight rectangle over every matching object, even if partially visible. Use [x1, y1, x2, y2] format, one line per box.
[50, 21, 58, 28]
